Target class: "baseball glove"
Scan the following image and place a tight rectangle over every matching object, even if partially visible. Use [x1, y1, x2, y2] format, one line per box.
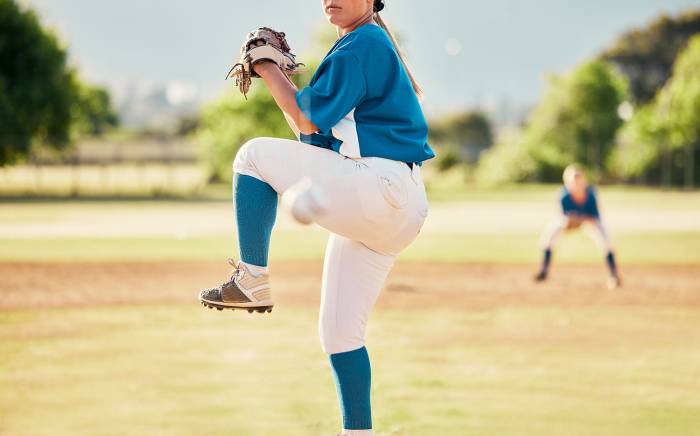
[226, 27, 304, 99]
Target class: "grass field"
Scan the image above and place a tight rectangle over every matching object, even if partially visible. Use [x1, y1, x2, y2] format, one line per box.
[1, 186, 700, 435]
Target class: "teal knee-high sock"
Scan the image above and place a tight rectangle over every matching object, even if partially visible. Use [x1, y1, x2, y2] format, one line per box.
[234, 173, 277, 267]
[329, 347, 372, 430]
[606, 251, 618, 277]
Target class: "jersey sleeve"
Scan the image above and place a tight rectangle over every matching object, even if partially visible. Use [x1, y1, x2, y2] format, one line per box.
[295, 50, 367, 134]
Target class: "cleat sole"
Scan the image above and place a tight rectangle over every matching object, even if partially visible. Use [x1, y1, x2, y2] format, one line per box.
[199, 299, 273, 314]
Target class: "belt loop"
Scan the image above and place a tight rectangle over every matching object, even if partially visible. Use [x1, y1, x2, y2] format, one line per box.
[410, 163, 420, 184]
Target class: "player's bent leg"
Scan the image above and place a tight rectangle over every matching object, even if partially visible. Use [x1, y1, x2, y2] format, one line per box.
[536, 217, 566, 281]
[319, 234, 396, 434]
[234, 138, 428, 254]
[198, 137, 299, 313]
[587, 219, 622, 289]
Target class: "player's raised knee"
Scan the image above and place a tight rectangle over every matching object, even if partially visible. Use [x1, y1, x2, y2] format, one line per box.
[233, 137, 268, 173]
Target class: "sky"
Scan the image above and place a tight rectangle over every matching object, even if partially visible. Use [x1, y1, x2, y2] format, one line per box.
[23, 0, 700, 116]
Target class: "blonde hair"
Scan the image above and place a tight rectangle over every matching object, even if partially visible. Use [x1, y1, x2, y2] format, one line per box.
[563, 164, 586, 185]
[374, 12, 423, 99]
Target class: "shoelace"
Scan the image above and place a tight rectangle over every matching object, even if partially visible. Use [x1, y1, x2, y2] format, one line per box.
[220, 258, 243, 288]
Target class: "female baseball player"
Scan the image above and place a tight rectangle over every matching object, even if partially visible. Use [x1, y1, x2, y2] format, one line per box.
[535, 164, 621, 289]
[199, 1, 434, 434]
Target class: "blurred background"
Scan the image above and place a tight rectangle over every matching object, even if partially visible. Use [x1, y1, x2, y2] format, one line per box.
[1, 0, 699, 435]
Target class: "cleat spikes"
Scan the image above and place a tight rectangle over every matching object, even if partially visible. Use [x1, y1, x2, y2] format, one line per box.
[199, 300, 273, 314]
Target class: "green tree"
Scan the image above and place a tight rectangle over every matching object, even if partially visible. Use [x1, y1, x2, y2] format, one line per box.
[477, 60, 627, 184]
[528, 61, 627, 180]
[613, 105, 663, 181]
[0, 0, 77, 164]
[430, 111, 493, 165]
[613, 34, 700, 186]
[474, 128, 537, 185]
[73, 83, 119, 136]
[602, 9, 700, 104]
[197, 86, 296, 182]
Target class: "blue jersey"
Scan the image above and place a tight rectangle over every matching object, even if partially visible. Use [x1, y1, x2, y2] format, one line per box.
[295, 23, 434, 164]
[560, 186, 600, 218]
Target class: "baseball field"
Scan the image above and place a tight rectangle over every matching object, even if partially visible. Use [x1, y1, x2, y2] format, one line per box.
[1, 185, 699, 436]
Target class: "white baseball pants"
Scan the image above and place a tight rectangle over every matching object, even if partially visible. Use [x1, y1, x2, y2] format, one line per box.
[540, 215, 613, 252]
[233, 137, 429, 354]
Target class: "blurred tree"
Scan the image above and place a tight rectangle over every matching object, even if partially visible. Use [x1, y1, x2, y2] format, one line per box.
[613, 34, 700, 187]
[430, 111, 493, 165]
[602, 9, 700, 104]
[474, 128, 537, 185]
[476, 60, 627, 184]
[175, 114, 200, 137]
[433, 146, 461, 172]
[197, 63, 322, 182]
[197, 87, 295, 182]
[0, 0, 77, 165]
[73, 83, 119, 136]
[612, 105, 663, 182]
[524, 60, 627, 181]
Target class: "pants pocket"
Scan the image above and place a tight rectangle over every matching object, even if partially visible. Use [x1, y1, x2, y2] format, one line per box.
[353, 164, 409, 224]
[378, 171, 408, 210]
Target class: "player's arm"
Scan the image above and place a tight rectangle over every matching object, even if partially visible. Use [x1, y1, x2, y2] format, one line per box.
[283, 112, 301, 140]
[253, 62, 318, 135]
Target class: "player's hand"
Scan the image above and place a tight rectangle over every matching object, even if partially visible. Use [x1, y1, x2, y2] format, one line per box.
[252, 60, 275, 76]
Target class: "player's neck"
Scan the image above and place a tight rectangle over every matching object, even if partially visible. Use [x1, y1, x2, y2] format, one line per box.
[337, 12, 375, 37]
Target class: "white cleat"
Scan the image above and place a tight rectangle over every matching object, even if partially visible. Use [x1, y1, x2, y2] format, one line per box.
[607, 275, 622, 290]
[199, 259, 273, 313]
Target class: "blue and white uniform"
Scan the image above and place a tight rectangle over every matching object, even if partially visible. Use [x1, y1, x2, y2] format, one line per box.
[231, 23, 432, 433]
[560, 186, 600, 219]
[538, 183, 616, 275]
[296, 23, 434, 164]
[541, 185, 611, 249]
[233, 24, 431, 354]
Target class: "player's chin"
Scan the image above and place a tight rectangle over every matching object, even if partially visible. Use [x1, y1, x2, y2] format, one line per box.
[325, 13, 348, 26]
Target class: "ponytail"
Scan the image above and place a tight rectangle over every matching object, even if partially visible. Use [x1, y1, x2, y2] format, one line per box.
[373, 11, 424, 99]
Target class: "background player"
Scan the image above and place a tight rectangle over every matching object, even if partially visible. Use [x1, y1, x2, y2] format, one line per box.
[535, 164, 621, 289]
[198, 1, 434, 435]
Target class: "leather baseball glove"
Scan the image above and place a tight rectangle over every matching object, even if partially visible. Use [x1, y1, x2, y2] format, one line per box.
[226, 27, 304, 99]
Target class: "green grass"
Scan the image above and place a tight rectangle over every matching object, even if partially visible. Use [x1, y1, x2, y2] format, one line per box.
[0, 164, 210, 199]
[2, 231, 700, 264]
[421, 168, 700, 206]
[2, 187, 699, 435]
[1, 305, 699, 435]
[1, 185, 699, 264]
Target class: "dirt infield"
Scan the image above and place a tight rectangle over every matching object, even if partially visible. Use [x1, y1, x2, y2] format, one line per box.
[1, 261, 698, 311]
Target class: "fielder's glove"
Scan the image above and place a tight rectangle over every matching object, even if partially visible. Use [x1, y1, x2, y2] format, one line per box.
[226, 27, 304, 99]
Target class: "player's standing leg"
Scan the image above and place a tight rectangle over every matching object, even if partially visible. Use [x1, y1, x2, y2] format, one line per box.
[586, 219, 622, 289]
[536, 217, 567, 281]
[320, 234, 397, 434]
